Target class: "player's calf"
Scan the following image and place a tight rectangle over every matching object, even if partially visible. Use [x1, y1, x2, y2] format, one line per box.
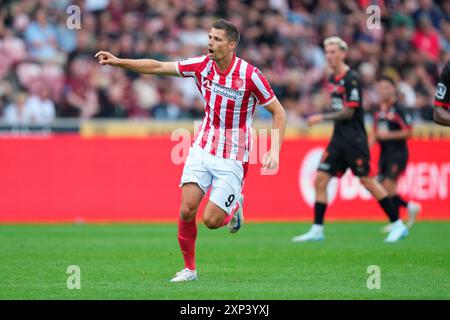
[360, 176, 388, 200]
[360, 176, 402, 224]
[314, 171, 332, 203]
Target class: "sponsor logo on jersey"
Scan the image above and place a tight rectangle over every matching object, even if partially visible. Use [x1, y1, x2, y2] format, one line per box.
[349, 88, 359, 101]
[387, 111, 395, 120]
[211, 82, 244, 101]
[377, 121, 389, 132]
[405, 114, 413, 124]
[331, 97, 344, 110]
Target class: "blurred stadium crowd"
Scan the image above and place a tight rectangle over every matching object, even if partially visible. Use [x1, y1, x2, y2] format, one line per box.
[1, 0, 450, 125]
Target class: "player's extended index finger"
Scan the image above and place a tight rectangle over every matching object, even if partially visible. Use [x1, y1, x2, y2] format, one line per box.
[94, 51, 105, 58]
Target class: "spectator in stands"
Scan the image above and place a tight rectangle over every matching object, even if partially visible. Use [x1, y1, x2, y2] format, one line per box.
[1, 0, 450, 124]
[3, 91, 34, 125]
[412, 0, 443, 30]
[412, 15, 441, 62]
[63, 57, 100, 118]
[24, 8, 63, 64]
[26, 83, 55, 125]
[151, 89, 182, 120]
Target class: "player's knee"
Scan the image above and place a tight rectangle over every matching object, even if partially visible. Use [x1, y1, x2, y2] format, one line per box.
[180, 201, 198, 221]
[359, 176, 373, 189]
[315, 174, 329, 190]
[202, 215, 221, 229]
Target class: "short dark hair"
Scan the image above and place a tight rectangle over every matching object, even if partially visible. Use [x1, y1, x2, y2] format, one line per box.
[212, 19, 240, 45]
[379, 76, 396, 86]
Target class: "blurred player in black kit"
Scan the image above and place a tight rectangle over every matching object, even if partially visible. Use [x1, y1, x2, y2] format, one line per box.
[292, 37, 409, 243]
[434, 61, 450, 126]
[373, 77, 421, 234]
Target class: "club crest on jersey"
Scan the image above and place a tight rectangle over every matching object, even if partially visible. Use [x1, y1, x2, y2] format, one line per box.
[436, 83, 446, 99]
[233, 78, 243, 88]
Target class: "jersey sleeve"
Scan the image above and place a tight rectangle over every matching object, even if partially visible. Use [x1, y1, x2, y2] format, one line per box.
[176, 55, 207, 78]
[249, 68, 276, 107]
[434, 62, 450, 109]
[396, 107, 413, 130]
[344, 73, 362, 108]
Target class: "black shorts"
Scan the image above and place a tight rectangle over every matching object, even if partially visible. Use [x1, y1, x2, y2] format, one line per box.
[377, 150, 408, 181]
[318, 142, 372, 177]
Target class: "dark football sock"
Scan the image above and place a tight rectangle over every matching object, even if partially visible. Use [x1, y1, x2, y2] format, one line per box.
[378, 197, 398, 223]
[392, 194, 408, 208]
[314, 202, 327, 225]
[389, 196, 400, 219]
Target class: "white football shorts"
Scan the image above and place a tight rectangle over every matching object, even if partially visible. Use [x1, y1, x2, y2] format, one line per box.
[180, 145, 245, 214]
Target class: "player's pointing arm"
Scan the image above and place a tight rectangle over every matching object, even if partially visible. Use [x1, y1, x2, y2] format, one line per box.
[94, 51, 180, 77]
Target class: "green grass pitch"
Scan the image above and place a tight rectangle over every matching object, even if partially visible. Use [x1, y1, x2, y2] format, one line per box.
[0, 222, 449, 299]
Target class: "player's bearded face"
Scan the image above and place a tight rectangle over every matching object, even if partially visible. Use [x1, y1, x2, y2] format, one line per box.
[208, 28, 235, 61]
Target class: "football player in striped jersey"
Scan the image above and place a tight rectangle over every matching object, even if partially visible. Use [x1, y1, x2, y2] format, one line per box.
[95, 19, 286, 282]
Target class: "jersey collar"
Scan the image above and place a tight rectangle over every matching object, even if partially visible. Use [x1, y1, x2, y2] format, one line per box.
[212, 53, 237, 76]
[334, 70, 348, 82]
[334, 65, 350, 82]
[382, 100, 396, 112]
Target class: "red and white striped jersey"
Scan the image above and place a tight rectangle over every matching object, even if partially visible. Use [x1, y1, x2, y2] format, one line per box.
[176, 53, 276, 162]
